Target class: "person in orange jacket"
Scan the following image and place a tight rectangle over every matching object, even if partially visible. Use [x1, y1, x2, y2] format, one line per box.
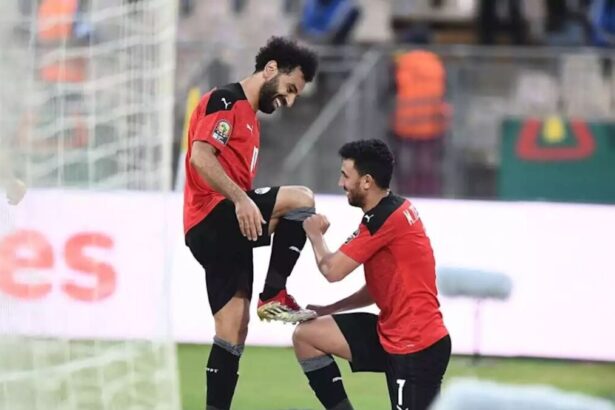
[391, 50, 451, 197]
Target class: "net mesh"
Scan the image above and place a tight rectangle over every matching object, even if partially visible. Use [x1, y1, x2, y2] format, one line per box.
[0, 1, 179, 409]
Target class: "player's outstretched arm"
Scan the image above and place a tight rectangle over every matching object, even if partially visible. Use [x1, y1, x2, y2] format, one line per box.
[306, 285, 374, 317]
[190, 141, 265, 241]
[303, 214, 360, 282]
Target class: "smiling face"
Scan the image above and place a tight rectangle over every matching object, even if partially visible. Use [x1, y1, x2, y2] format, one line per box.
[338, 159, 367, 208]
[258, 63, 306, 114]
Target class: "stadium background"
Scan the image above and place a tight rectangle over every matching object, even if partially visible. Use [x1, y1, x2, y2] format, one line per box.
[1, 0, 614, 409]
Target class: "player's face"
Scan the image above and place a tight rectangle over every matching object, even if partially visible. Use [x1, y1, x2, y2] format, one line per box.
[339, 159, 366, 208]
[258, 66, 306, 114]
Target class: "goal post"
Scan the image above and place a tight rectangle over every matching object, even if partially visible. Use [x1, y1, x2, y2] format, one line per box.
[0, 1, 180, 409]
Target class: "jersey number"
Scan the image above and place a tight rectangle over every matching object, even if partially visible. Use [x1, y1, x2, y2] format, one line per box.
[396, 379, 407, 410]
[250, 147, 259, 173]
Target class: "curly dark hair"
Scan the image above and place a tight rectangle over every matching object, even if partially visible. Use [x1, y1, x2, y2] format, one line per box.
[254, 36, 318, 82]
[339, 139, 395, 189]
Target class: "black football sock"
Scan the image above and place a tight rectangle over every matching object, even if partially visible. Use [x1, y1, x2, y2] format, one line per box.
[260, 208, 314, 300]
[300, 355, 353, 410]
[206, 337, 244, 410]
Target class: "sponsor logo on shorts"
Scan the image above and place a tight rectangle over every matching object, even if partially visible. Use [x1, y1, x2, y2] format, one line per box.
[254, 187, 271, 195]
[213, 120, 231, 145]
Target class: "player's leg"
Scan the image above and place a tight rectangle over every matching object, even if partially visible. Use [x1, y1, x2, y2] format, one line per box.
[292, 316, 354, 410]
[205, 290, 250, 410]
[204, 238, 256, 410]
[263, 185, 314, 295]
[248, 185, 317, 323]
[202, 249, 254, 410]
[384, 335, 451, 410]
[255, 185, 317, 322]
[185, 201, 255, 410]
[292, 313, 388, 410]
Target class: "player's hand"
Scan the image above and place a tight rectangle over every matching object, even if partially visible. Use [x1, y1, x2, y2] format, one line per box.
[306, 304, 336, 317]
[303, 214, 330, 237]
[6, 178, 26, 206]
[235, 195, 265, 241]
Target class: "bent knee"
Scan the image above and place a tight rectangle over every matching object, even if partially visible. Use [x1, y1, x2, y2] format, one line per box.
[293, 320, 319, 346]
[301, 186, 315, 207]
[292, 322, 309, 346]
[275, 186, 315, 218]
[290, 185, 315, 208]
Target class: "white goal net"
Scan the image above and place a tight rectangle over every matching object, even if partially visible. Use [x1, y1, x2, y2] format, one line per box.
[0, 1, 179, 409]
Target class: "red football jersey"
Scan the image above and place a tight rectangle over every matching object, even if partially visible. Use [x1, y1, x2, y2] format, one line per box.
[340, 194, 448, 354]
[183, 83, 260, 234]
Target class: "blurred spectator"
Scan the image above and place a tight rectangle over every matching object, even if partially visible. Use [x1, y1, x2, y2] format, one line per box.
[543, 0, 589, 46]
[391, 50, 450, 197]
[37, 0, 91, 82]
[297, 0, 362, 44]
[477, 0, 528, 45]
[37, 0, 93, 44]
[390, 0, 475, 45]
[590, 0, 615, 46]
[391, 0, 444, 44]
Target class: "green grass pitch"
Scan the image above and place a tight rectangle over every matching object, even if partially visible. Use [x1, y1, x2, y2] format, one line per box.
[177, 344, 615, 410]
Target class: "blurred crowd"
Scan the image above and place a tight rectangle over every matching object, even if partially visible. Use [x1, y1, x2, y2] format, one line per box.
[388, 0, 615, 47]
[176, 0, 615, 48]
[6, 0, 615, 203]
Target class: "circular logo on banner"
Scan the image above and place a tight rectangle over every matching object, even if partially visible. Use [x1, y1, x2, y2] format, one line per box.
[254, 187, 271, 195]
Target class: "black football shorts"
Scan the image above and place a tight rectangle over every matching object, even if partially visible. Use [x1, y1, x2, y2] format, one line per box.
[185, 186, 279, 315]
[333, 312, 451, 410]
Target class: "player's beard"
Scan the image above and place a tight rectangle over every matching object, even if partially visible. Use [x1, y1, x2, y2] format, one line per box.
[345, 186, 365, 208]
[258, 75, 281, 114]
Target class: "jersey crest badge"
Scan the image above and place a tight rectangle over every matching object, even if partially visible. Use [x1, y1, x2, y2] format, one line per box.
[213, 120, 231, 145]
